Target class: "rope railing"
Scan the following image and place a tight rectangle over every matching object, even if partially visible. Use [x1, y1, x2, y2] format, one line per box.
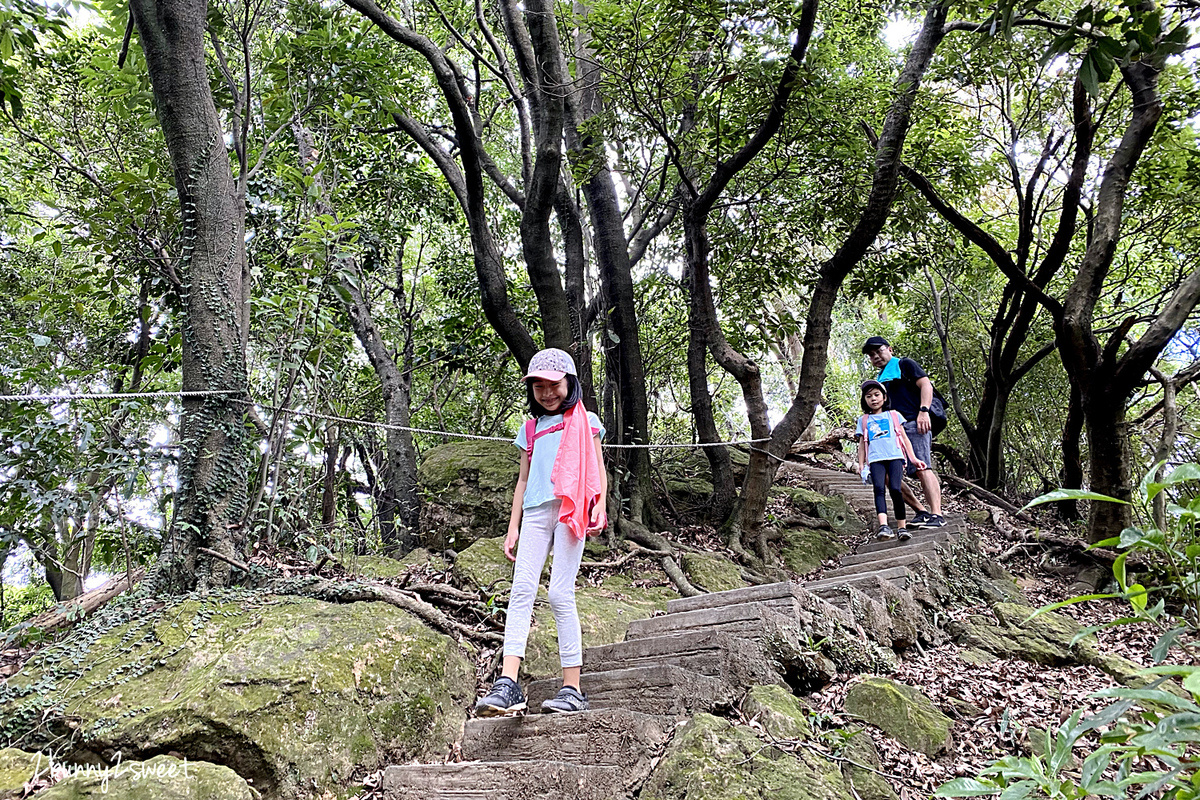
[0, 389, 771, 450]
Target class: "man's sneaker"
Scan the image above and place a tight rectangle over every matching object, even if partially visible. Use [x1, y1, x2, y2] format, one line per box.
[475, 677, 526, 717]
[874, 524, 895, 541]
[541, 685, 589, 713]
[909, 511, 934, 529]
[923, 514, 947, 528]
[898, 527, 912, 541]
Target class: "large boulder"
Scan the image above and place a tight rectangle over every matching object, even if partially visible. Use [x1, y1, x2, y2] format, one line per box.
[681, 552, 745, 593]
[0, 594, 475, 799]
[38, 755, 254, 800]
[640, 712, 853, 800]
[779, 527, 849, 574]
[419, 440, 518, 550]
[1, 748, 42, 798]
[772, 487, 861, 538]
[843, 677, 953, 756]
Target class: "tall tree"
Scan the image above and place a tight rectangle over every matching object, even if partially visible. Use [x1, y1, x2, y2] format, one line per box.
[130, 0, 252, 591]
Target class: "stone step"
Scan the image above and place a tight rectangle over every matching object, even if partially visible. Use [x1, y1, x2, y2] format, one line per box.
[527, 664, 740, 717]
[584, 628, 782, 687]
[855, 529, 954, 554]
[462, 708, 672, 783]
[803, 565, 912, 594]
[821, 550, 939, 580]
[839, 540, 943, 567]
[666, 580, 797, 614]
[382, 761, 624, 800]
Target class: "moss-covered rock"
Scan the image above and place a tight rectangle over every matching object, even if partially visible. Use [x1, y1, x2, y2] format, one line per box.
[419, 440, 518, 551]
[743, 684, 813, 741]
[772, 487, 861, 538]
[840, 729, 897, 800]
[452, 536, 515, 590]
[953, 602, 1093, 667]
[640, 713, 853, 800]
[36, 755, 253, 800]
[0, 748, 43, 798]
[843, 678, 953, 756]
[681, 552, 745, 593]
[778, 527, 849, 574]
[0, 594, 475, 800]
[522, 575, 675, 681]
[337, 554, 409, 579]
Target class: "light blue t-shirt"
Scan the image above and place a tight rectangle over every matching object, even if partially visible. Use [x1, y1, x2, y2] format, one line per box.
[513, 410, 605, 509]
[857, 411, 904, 463]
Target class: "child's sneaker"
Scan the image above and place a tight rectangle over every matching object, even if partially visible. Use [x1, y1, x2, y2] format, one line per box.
[541, 685, 589, 713]
[898, 527, 912, 541]
[874, 524, 895, 541]
[475, 677, 526, 717]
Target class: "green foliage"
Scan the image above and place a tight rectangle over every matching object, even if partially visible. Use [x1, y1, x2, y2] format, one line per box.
[0, 581, 53, 630]
[940, 467, 1200, 800]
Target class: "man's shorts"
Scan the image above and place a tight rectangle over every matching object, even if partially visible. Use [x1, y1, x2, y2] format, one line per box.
[902, 420, 932, 477]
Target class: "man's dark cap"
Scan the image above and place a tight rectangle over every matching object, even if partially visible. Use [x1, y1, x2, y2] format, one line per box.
[861, 336, 890, 354]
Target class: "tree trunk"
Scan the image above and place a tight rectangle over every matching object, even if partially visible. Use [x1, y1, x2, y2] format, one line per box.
[294, 124, 421, 554]
[1083, 395, 1134, 536]
[737, 1, 949, 549]
[131, 0, 250, 593]
[682, 210, 736, 521]
[1057, 382, 1084, 520]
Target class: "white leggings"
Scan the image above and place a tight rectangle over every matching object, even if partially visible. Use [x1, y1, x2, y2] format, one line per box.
[502, 500, 586, 669]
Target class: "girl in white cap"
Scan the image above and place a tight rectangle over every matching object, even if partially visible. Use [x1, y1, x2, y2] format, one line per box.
[856, 380, 923, 541]
[475, 348, 607, 716]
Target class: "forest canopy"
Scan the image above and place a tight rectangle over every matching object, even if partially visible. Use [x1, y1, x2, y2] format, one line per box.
[0, 0, 1198, 599]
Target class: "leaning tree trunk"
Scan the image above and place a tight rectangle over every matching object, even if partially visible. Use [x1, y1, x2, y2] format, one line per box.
[131, 0, 250, 593]
[737, 1, 949, 551]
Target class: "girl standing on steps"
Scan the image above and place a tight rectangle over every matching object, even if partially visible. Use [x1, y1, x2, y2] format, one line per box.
[856, 380, 924, 542]
[475, 348, 608, 717]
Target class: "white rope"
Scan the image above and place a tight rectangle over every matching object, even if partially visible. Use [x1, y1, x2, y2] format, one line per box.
[0, 390, 241, 402]
[0, 389, 770, 450]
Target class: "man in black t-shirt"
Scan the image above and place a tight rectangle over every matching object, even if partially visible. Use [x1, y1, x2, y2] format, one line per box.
[861, 336, 944, 528]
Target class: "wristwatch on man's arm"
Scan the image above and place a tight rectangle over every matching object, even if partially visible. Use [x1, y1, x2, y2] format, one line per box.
[919, 406, 930, 413]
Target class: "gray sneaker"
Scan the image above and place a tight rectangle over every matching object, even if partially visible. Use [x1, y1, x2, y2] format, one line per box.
[541, 685, 589, 713]
[897, 527, 912, 541]
[475, 677, 527, 717]
[874, 524, 895, 541]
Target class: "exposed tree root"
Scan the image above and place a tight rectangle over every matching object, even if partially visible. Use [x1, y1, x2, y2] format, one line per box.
[289, 576, 503, 646]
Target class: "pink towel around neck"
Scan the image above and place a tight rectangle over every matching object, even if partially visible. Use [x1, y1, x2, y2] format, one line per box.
[551, 403, 606, 539]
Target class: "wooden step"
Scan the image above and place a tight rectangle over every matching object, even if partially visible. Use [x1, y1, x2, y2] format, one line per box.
[625, 599, 793, 641]
[462, 709, 671, 784]
[803, 565, 912, 594]
[839, 540, 943, 567]
[820, 550, 939, 580]
[584, 628, 782, 687]
[666, 580, 798, 614]
[382, 761, 624, 800]
[855, 529, 954, 554]
[526, 664, 740, 717]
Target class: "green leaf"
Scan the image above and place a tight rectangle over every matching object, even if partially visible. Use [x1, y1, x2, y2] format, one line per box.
[1114, 551, 1128, 590]
[934, 778, 1000, 797]
[1127, 583, 1147, 612]
[1183, 672, 1200, 697]
[1021, 488, 1127, 512]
